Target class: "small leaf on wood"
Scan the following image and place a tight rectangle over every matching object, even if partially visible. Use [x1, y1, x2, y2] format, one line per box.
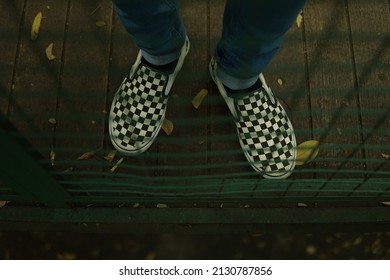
[77, 150, 96, 160]
[133, 203, 141, 208]
[192, 89, 208, 109]
[157, 203, 168, 208]
[381, 153, 390, 160]
[277, 78, 284, 86]
[381, 202, 390, 206]
[162, 119, 174, 135]
[298, 203, 308, 207]
[95, 21, 106, 27]
[0, 201, 9, 208]
[110, 157, 124, 173]
[50, 146, 55, 166]
[296, 11, 303, 28]
[31, 12, 43, 40]
[45, 43, 56, 61]
[296, 140, 320, 166]
[104, 150, 116, 162]
[48, 118, 57, 125]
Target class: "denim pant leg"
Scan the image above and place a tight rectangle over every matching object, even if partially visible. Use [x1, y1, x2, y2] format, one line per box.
[113, 0, 186, 65]
[216, 0, 307, 89]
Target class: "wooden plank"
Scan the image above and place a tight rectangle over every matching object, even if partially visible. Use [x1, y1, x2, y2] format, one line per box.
[7, 0, 69, 159]
[347, 0, 390, 183]
[55, 0, 112, 176]
[2, 206, 390, 229]
[156, 0, 209, 184]
[304, 0, 364, 181]
[0, 0, 25, 115]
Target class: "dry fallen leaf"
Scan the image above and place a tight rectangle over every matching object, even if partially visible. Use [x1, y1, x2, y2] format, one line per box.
[277, 78, 284, 86]
[381, 153, 390, 160]
[192, 89, 208, 109]
[45, 43, 56, 61]
[95, 21, 106, 27]
[110, 157, 124, 173]
[162, 119, 174, 135]
[298, 203, 308, 207]
[48, 118, 57, 125]
[104, 150, 116, 162]
[77, 150, 96, 160]
[382, 202, 390, 206]
[50, 146, 55, 166]
[296, 12, 303, 28]
[296, 140, 320, 166]
[157, 203, 168, 208]
[31, 12, 43, 40]
[0, 201, 9, 208]
[133, 203, 141, 208]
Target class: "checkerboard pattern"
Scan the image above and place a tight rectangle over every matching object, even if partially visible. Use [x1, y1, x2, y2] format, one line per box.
[235, 89, 295, 176]
[110, 64, 167, 153]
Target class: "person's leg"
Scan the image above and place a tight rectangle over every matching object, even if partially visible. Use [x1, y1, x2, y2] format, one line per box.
[109, 0, 190, 155]
[210, 0, 306, 179]
[113, 0, 186, 65]
[216, 0, 306, 89]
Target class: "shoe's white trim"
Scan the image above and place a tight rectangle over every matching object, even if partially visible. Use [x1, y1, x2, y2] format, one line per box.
[165, 36, 190, 96]
[209, 57, 239, 120]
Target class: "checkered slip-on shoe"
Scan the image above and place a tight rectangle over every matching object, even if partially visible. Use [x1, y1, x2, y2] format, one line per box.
[109, 37, 190, 155]
[209, 57, 296, 179]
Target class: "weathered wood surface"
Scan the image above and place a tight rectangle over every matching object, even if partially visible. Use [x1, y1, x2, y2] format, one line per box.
[1, 0, 389, 193]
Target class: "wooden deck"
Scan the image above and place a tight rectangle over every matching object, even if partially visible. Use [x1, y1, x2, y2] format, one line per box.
[1, 0, 390, 204]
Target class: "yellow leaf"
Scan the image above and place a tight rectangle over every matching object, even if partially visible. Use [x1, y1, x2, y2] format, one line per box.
[157, 203, 168, 208]
[298, 203, 307, 207]
[45, 43, 56, 61]
[48, 118, 57, 125]
[110, 157, 124, 173]
[0, 201, 9, 208]
[50, 146, 55, 166]
[104, 150, 116, 162]
[277, 78, 284, 86]
[382, 202, 390, 206]
[31, 12, 43, 40]
[162, 119, 174, 135]
[95, 21, 106, 27]
[296, 140, 320, 166]
[381, 153, 390, 160]
[192, 89, 208, 109]
[77, 150, 95, 160]
[296, 11, 303, 28]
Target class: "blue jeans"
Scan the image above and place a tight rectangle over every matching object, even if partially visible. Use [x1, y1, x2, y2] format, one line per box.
[113, 0, 306, 89]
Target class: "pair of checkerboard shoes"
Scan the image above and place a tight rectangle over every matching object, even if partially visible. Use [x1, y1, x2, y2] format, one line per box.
[109, 37, 297, 179]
